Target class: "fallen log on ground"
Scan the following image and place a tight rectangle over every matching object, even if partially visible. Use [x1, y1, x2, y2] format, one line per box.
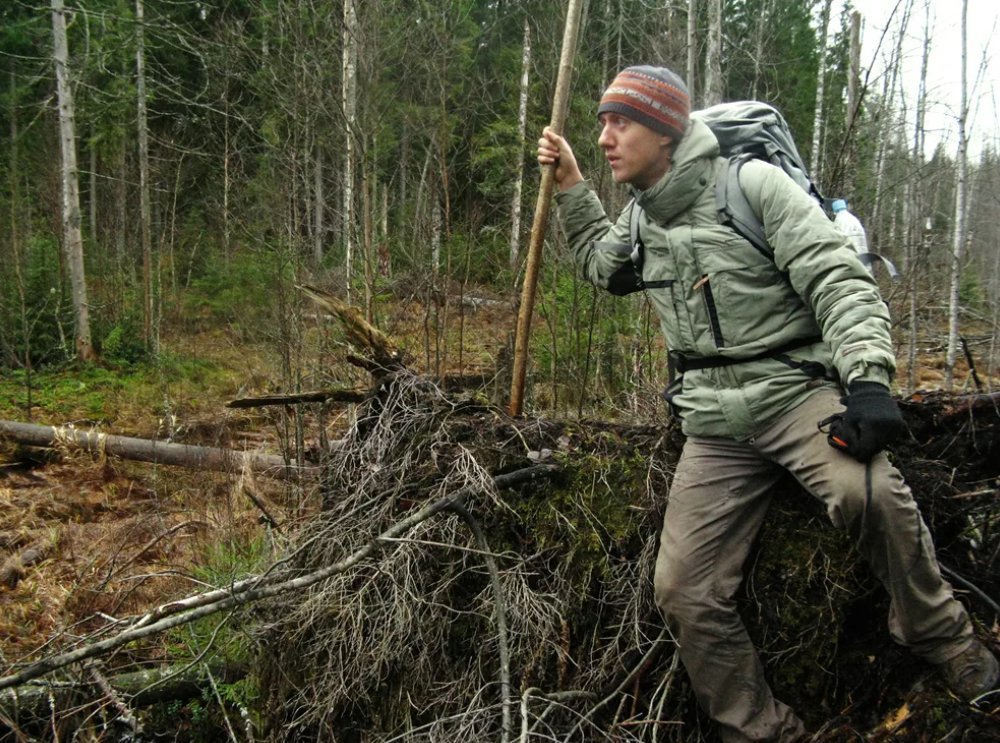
[0, 419, 296, 478]
[0, 662, 246, 728]
[226, 389, 369, 408]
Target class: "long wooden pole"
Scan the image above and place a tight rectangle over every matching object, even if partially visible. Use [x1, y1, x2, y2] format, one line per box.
[508, 0, 586, 417]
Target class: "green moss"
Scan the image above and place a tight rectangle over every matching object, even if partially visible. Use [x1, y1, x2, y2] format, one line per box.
[508, 449, 649, 564]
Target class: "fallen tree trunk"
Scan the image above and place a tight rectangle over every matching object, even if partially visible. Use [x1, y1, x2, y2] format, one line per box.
[226, 389, 368, 408]
[0, 662, 246, 726]
[0, 420, 296, 478]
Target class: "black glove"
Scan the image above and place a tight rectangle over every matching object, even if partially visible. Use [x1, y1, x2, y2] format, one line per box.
[824, 381, 906, 462]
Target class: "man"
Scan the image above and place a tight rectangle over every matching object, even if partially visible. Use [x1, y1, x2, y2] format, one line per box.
[537, 65, 998, 742]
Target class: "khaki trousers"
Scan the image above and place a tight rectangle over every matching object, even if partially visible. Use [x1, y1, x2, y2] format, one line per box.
[653, 388, 973, 743]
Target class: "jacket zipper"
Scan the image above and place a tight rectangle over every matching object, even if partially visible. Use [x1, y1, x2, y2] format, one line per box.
[695, 275, 725, 347]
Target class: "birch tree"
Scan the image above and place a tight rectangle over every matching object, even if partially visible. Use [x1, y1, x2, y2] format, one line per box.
[509, 18, 531, 272]
[136, 0, 154, 350]
[905, 1, 932, 394]
[810, 0, 833, 179]
[945, 0, 969, 389]
[703, 0, 723, 106]
[51, 0, 95, 362]
[869, 1, 912, 249]
[342, 0, 358, 301]
[687, 0, 697, 104]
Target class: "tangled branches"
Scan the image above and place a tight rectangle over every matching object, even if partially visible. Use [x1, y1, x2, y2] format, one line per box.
[255, 371, 681, 742]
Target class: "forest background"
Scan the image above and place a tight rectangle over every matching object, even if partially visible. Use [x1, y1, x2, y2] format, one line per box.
[2, 0, 999, 415]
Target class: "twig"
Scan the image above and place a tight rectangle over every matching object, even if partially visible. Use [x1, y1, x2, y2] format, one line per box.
[564, 628, 670, 741]
[447, 501, 512, 743]
[520, 688, 598, 742]
[88, 664, 140, 735]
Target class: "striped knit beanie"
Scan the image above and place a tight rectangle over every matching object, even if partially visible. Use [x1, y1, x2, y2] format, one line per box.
[597, 66, 690, 140]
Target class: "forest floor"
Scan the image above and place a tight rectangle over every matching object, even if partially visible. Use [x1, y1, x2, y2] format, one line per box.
[1, 288, 999, 741]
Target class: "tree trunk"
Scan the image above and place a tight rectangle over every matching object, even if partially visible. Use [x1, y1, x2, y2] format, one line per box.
[0, 662, 246, 723]
[686, 0, 697, 105]
[703, 0, 722, 106]
[945, 0, 969, 390]
[314, 145, 324, 266]
[51, 0, 95, 362]
[906, 1, 932, 394]
[870, 2, 912, 249]
[342, 0, 358, 301]
[509, 18, 531, 272]
[842, 10, 862, 194]
[136, 0, 154, 351]
[810, 0, 833, 181]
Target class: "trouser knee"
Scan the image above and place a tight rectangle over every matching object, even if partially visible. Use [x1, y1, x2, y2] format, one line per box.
[654, 561, 710, 630]
[826, 456, 913, 535]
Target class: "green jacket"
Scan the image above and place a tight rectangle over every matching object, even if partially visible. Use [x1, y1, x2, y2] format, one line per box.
[555, 118, 894, 440]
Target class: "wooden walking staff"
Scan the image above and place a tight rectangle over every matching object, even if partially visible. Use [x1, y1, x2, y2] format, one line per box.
[508, 0, 586, 417]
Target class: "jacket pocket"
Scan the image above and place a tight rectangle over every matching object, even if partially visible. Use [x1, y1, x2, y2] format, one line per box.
[696, 238, 801, 348]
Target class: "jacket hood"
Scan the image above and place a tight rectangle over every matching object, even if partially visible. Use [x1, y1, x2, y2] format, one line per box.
[636, 117, 720, 225]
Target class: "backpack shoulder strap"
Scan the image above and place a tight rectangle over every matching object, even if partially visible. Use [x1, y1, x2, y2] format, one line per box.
[715, 154, 772, 259]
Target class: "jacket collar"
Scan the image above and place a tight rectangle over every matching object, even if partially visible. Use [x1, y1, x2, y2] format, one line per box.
[632, 117, 720, 224]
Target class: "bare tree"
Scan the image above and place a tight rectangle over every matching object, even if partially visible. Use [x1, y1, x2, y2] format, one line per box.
[342, 0, 358, 301]
[509, 18, 531, 272]
[869, 1, 912, 249]
[945, 0, 970, 389]
[703, 0, 723, 106]
[810, 0, 833, 180]
[136, 0, 154, 350]
[51, 0, 95, 362]
[686, 0, 697, 104]
[904, 1, 932, 394]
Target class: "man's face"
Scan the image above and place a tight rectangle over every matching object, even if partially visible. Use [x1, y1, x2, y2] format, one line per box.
[597, 113, 673, 190]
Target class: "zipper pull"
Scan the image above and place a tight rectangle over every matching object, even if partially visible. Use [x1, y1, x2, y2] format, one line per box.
[692, 274, 709, 291]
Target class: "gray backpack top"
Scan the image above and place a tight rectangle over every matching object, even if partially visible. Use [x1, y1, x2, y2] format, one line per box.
[692, 100, 825, 258]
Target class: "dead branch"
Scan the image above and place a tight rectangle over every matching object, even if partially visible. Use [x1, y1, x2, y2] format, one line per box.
[0, 464, 559, 693]
[448, 500, 513, 743]
[0, 419, 297, 479]
[298, 284, 406, 370]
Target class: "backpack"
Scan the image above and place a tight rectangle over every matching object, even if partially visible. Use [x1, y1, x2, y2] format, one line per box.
[627, 100, 824, 262]
[692, 100, 826, 258]
[623, 100, 900, 281]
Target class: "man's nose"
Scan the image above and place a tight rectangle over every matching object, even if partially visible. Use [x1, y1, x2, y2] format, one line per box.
[598, 125, 611, 147]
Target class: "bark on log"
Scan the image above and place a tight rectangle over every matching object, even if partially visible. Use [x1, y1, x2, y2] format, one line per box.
[0, 420, 295, 478]
[0, 662, 246, 724]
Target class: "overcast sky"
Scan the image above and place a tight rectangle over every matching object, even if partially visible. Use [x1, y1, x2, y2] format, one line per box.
[843, 0, 999, 158]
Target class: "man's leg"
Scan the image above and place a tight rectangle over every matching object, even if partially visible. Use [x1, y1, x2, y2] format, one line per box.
[654, 437, 807, 743]
[756, 388, 974, 664]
